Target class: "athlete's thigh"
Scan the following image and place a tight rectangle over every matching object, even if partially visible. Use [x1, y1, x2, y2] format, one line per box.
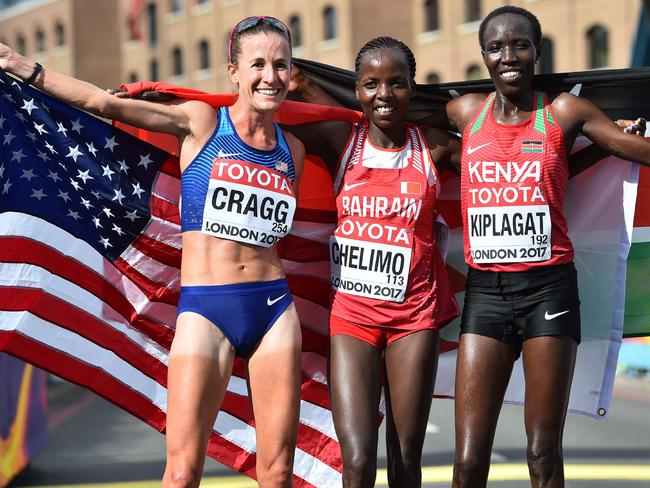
[521, 336, 577, 436]
[166, 311, 236, 459]
[384, 330, 439, 448]
[329, 334, 383, 453]
[454, 333, 519, 450]
[247, 302, 302, 457]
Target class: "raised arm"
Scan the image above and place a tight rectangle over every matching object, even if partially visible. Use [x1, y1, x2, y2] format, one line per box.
[0, 43, 191, 137]
[553, 92, 650, 166]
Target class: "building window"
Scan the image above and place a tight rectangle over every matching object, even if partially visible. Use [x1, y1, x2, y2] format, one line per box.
[425, 72, 440, 84]
[16, 35, 26, 55]
[465, 0, 481, 23]
[587, 25, 608, 69]
[289, 15, 302, 48]
[147, 2, 158, 47]
[424, 0, 439, 32]
[35, 29, 45, 52]
[170, 0, 183, 12]
[198, 39, 210, 70]
[150, 58, 159, 81]
[196, 0, 209, 3]
[55, 22, 66, 46]
[466, 64, 482, 80]
[172, 46, 184, 75]
[323, 6, 337, 40]
[129, 72, 139, 83]
[537, 37, 554, 74]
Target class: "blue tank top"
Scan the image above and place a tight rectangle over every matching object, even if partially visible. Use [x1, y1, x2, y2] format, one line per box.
[181, 106, 295, 232]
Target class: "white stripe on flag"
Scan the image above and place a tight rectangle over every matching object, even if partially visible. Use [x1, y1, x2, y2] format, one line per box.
[143, 216, 182, 248]
[0, 311, 169, 408]
[632, 226, 650, 243]
[121, 244, 181, 290]
[0, 212, 177, 326]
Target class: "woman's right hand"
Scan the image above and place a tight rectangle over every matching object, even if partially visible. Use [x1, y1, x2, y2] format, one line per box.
[106, 88, 173, 102]
[0, 42, 12, 69]
[288, 66, 307, 93]
[0, 43, 26, 76]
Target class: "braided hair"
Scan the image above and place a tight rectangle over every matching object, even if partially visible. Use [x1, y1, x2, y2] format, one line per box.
[478, 6, 542, 50]
[354, 36, 416, 82]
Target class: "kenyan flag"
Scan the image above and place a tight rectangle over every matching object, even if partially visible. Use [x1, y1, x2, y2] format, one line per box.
[625, 165, 650, 337]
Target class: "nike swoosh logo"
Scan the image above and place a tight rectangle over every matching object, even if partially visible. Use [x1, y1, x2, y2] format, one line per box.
[544, 310, 571, 320]
[267, 293, 287, 306]
[217, 149, 241, 158]
[466, 142, 492, 155]
[344, 181, 367, 191]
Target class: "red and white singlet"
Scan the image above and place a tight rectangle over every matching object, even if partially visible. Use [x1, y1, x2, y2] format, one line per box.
[460, 91, 573, 272]
[329, 120, 458, 330]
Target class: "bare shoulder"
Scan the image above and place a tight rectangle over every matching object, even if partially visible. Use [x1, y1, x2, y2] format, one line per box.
[549, 92, 595, 132]
[178, 99, 216, 119]
[179, 99, 217, 138]
[447, 93, 489, 131]
[550, 91, 581, 113]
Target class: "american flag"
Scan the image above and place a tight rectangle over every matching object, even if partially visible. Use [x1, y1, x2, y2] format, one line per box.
[0, 70, 342, 486]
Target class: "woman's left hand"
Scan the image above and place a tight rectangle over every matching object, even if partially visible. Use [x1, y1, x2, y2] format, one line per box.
[616, 117, 647, 136]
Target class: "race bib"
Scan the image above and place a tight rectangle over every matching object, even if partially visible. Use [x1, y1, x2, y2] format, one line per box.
[330, 218, 413, 303]
[467, 177, 551, 263]
[202, 159, 296, 247]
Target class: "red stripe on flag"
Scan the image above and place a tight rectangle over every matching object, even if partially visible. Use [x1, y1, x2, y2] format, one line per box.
[634, 166, 650, 227]
[114, 257, 180, 307]
[130, 234, 181, 269]
[300, 377, 331, 410]
[301, 326, 329, 357]
[151, 194, 181, 225]
[296, 423, 342, 473]
[287, 275, 331, 309]
[278, 235, 330, 263]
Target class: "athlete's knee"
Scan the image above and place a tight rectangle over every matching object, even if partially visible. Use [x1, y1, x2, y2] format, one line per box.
[452, 451, 490, 488]
[526, 440, 563, 483]
[342, 449, 377, 487]
[163, 462, 202, 488]
[256, 450, 294, 487]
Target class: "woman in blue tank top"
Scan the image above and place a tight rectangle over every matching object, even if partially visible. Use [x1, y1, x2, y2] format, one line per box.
[0, 17, 305, 487]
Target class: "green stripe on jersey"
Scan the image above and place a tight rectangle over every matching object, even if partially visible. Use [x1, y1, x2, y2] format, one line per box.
[546, 106, 557, 126]
[534, 91, 546, 135]
[470, 92, 496, 134]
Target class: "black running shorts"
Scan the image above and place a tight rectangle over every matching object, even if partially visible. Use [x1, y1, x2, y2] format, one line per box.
[461, 262, 581, 348]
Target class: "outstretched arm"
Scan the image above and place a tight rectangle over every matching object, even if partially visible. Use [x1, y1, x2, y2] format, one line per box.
[569, 118, 647, 177]
[0, 43, 191, 137]
[553, 93, 650, 167]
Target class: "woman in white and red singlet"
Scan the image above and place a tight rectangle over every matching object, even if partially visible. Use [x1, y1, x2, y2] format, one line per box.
[436, 6, 650, 488]
[289, 37, 459, 487]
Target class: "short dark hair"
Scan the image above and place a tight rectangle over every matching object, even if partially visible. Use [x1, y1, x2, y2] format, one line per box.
[478, 6, 542, 51]
[229, 22, 291, 66]
[354, 36, 416, 81]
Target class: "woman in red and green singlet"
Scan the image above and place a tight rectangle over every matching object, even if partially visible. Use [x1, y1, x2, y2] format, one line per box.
[440, 6, 650, 488]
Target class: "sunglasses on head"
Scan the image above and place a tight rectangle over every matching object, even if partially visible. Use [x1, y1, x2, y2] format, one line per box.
[228, 16, 291, 63]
